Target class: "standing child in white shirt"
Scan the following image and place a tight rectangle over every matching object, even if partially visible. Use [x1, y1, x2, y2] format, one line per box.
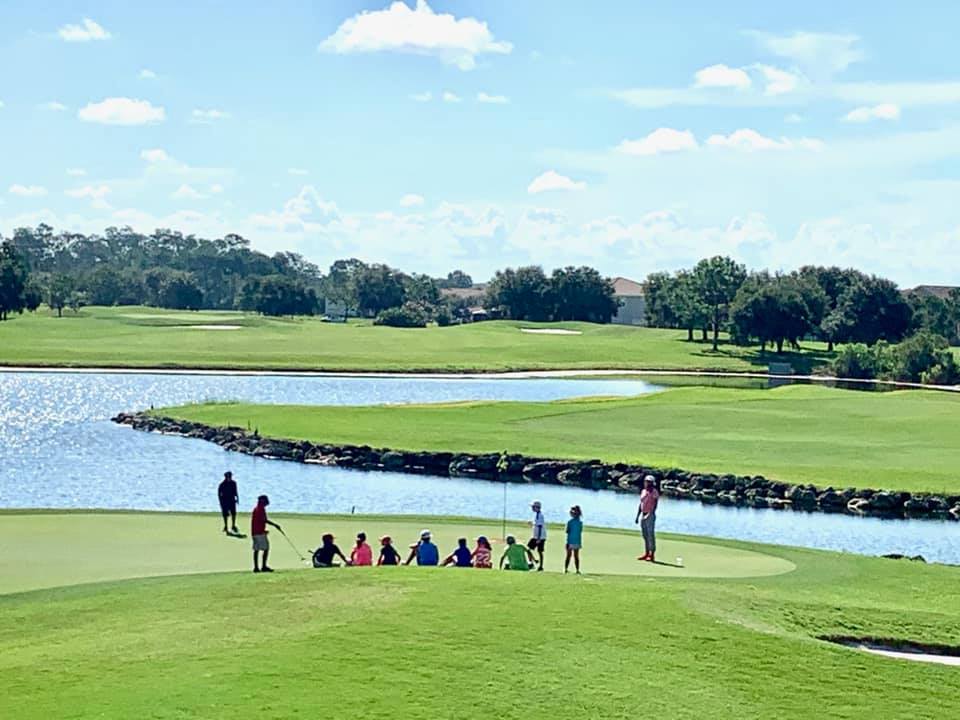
[528, 499, 546, 572]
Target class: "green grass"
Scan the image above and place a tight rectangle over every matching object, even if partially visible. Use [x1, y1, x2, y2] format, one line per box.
[3, 512, 959, 719]
[0, 305, 833, 372]
[163, 384, 960, 493]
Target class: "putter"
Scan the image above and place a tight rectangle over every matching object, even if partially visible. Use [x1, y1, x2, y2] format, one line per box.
[277, 527, 308, 563]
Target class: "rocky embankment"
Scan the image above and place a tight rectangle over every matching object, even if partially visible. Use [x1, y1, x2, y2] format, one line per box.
[113, 412, 960, 521]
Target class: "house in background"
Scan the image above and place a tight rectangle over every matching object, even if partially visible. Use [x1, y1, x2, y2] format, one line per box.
[906, 285, 959, 300]
[611, 276, 646, 326]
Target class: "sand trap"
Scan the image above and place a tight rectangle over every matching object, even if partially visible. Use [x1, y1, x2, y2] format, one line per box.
[520, 328, 582, 336]
[829, 638, 960, 666]
[186, 324, 242, 330]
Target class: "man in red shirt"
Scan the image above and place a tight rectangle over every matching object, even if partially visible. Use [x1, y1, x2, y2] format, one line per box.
[251, 494, 282, 573]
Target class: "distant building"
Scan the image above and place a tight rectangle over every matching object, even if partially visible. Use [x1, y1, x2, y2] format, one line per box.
[611, 277, 646, 326]
[906, 285, 958, 300]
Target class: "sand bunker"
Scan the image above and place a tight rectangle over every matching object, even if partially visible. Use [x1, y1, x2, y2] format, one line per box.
[827, 637, 960, 666]
[520, 328, 582, 335]
[186, 324, 242, 330]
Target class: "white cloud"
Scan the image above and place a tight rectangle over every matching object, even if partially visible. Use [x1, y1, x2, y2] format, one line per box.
[755, 64, 802, 95]
[409, 91, 432, 102]
[249, 186, 341, 232]
[693, 64, 751, 89]
[210, 184, 224, 194]
[66, 168, 87, 176]
[442, 91, 461, 103]
[833, 81, 960, 107]
[0, 100, 5, 109]
[749, 30, 863, 77]
[65, 184, 111, 209]
[190, 108, 231, 124]
[319, 0, 512, 70]
[706, 128, 824, 151]
[9, 185, 48, 197]
[141, 148, 171, 163]
[527, 170, 586, 194]
[477, 92, 509, 104]
[171, 184, 207, 200]
[58, 18, 111, 42]
[842, 103, 902, 122]
[400, 193, 425, 207]
[617, 128, 698, 156]
[785, 113, 804, 124]
[41, 101, 68, 111]
[288, 168, 309, 176]
[78, 98, 165, 125]
[139, 69, 157, 79]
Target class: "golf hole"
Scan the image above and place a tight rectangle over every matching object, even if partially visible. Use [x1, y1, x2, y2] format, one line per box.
[822, 636, 960, 666]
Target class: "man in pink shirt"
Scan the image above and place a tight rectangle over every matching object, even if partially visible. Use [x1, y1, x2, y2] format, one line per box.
[635, 475, 659, 562]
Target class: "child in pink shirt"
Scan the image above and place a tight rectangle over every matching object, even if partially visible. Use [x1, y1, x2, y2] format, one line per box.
[635, 476, 660, 562]
[350, 531, 373, 566]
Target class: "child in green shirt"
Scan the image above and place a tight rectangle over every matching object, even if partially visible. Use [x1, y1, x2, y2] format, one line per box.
[499, 534, 535, 571]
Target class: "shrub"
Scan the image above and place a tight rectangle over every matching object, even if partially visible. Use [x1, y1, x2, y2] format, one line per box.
[830, 343, 881, 380]
[921, 361, 959, 386]
[435, 305, 453, 327]
[887, 331, 953, 383]
[374, 302, 430, 328]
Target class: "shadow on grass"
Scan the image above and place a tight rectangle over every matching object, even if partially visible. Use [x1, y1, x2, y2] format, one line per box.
[681, 338, 835, 375]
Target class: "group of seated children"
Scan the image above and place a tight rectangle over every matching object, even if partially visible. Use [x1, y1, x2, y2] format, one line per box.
[310, 503, 584, 574]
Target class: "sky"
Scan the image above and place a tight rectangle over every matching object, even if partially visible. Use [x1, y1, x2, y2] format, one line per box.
[1, 1, 959, 286]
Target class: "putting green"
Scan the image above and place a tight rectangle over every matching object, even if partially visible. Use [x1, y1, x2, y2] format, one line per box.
[0, 512, 794, 594]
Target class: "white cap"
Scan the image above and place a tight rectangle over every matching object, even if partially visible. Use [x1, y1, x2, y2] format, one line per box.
[420, 528, 431, 539]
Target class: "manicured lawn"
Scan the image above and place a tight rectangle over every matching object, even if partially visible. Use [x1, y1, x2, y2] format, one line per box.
[163, 384, 960, 493]
[2, 512, 958, 719]
[0, 305, 833, 373]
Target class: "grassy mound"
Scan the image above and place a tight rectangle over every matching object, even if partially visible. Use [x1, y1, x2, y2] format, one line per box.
[160, 384, 960, 493]
[3, 512, 958, 719]
[0, 305, 833, 372]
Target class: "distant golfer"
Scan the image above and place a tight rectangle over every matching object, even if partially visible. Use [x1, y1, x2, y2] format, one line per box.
[636, 476, 659, 562]
[251, 494, 282, 573]
[218, 471, 239, 534]
[529, 500, 547, 571]
[500, 535, 535, 571]
[564, 505, 583, 575]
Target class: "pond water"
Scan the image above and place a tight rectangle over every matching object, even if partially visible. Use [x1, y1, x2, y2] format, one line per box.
[2, 371, 958, 563]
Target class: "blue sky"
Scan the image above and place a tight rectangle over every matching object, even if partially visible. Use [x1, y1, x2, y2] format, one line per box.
[1, 1, 959, 286]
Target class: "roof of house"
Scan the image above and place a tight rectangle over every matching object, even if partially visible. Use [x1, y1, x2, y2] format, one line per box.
[440, 284, 487, 300]
[611, 277, 645, 297]
[906, 285, 957, 300]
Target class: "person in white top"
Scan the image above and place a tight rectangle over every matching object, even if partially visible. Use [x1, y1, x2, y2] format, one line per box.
[528, 500, 547, 572]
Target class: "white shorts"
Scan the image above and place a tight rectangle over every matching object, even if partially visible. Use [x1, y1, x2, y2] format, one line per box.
[252, 534, 269, 551]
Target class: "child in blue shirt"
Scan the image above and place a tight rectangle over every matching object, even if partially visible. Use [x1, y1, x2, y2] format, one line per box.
[564, 505, 583, 575]
[442, 537, 473, 567]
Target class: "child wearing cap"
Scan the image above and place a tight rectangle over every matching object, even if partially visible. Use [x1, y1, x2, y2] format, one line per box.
[378, 536, 401, 566]
[350, 531, 373, 566]
[312, 533, 349, 568]
[404, 529, 440, 566]
[472, 536, 493, 569]
[529, 500, 547, 571]
[564, 505, 583, 574]
[499, 535, 535, 571]
[442, 537, 473, 567]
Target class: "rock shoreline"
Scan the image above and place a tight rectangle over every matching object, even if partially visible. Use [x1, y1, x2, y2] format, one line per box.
[113, 412, 960, 522]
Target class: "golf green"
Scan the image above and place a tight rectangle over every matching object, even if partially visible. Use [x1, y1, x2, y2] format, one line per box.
[0, 512, 793, 595]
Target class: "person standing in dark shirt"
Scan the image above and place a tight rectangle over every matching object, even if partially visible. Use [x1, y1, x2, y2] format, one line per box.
[217, 471, 239, 534]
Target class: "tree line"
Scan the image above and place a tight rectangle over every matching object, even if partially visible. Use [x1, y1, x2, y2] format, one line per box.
[644, 257, 960, 383]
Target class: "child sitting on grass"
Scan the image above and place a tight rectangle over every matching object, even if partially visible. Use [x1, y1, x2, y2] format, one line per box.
[472, 536, 493, 569]
[350, 531, 373, 566]
[442, 537, 473, 567]
[312, 533, 349, 568]
[378, 536, 401, 566]
[564, 505, 583, 575]
[499, 534, 535, 571]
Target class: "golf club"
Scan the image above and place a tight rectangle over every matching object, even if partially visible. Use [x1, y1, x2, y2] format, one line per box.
[277, 527, 309, 563]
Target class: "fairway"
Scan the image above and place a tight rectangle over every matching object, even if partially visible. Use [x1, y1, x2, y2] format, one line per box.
[4, 512, 959, 719]
[162, 383, 960, 493]
[0, 512, 793, 595]
[0, 305, 833, 373]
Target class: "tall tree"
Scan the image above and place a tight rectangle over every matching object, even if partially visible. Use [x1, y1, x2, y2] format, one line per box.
[692, 256, 747, 350]
[47, 273, 74, 318]
[0, 241, 29, 320]
[353, 263, 407, 317]
[824, 276, 912, 345]
[549, 266, 619, 322]
[485, 266, 552, 321]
